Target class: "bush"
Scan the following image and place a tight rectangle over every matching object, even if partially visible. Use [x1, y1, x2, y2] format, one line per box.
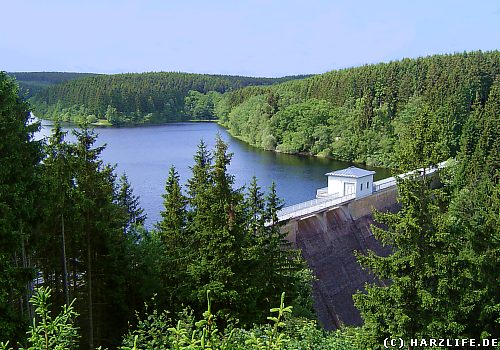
[1, 287, 79, 350]
[122, 292, 357, 350]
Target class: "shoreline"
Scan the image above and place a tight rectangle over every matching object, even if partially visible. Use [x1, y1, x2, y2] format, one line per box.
[39, 117, 218, 128]
[218, 122, 397, 171]
[39, 116, 395, 171]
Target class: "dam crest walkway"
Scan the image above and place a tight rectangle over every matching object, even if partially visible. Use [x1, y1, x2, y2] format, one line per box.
[277, 161, 448, 222]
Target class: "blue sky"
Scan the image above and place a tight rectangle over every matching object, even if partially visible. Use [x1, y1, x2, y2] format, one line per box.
[1, 0, 499, 76]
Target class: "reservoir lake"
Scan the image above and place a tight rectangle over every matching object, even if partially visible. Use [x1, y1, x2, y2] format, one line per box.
[38, 120, 392, 228]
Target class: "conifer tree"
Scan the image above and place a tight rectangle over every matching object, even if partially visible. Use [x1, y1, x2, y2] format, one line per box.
[472, 78, 500, 179]
[354, 96, 452, 345]
[157, 138, 311, 324]
[245, 177, 266, 237]
[38, 122, 75, 307]
[354, 175, 445, 347]
[260, 181, 308, 318]
[156, 166, 189, 308]
[354, 80, 500, 346]
[157, 167, 187, 242]
[0, 73, 42, 341]
[186, 139, 213, 212]
[394, 97, 442, 171]
[72, 126, 105, 349]
[443, 78, 500, 339]
[117, 173, 146, 238]
[71, 125, 131, 349]
[186, 136, 246, 311]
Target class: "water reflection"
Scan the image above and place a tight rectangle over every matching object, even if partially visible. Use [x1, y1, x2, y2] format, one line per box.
[38, 120, 392, 227]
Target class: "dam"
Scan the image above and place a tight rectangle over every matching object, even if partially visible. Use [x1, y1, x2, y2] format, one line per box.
[279, 162, 446, 328]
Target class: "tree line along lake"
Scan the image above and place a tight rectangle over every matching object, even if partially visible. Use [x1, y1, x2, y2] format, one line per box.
[38, 120, 392, 228]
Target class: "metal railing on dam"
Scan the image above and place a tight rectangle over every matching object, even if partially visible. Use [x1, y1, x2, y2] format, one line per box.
[277, 161, 448, 222]
[278, 178, 396, 221]
[373, 177, 396, 192]
[278, 193, 356, 221]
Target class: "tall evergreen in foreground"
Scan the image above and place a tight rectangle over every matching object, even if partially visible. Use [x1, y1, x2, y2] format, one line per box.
[156, 137, 311, 325]
[156, 166, 190, 308]
[34, 124, 151, 349]
[70, 126, 134, 349]
[186, 136, 247, 311]
[353, 81, 500, 348]
[37, 122, 75, 308]
[117, 173, 146, 238]
[0, 72, 42, 341]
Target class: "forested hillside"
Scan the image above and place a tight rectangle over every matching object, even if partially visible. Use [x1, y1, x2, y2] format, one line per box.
[1, 52, 499, 349]
[29, 72, 310, 125]
[7, 72, 96, 97]
[1, 71, 314, 349]
[217, 51, 499, 168]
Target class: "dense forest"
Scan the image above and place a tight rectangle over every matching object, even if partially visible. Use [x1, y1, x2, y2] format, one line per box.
[1, 71, 319, 349]
[7, 72, 96, 97]
[216, 51, 499, 168]
[1, 47, 499, 350]
[29, 72, 310, 125]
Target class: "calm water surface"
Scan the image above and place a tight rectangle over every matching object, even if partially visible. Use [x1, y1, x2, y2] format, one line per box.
[38, 121, 392, 227]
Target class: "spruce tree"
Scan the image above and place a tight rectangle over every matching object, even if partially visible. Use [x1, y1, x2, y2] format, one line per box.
[116, 173, 146, 238]
[354, 99, 451, 346]
[245, 176, 266, 237]
[186, 136, 246, 312]
[156, 138, 311, 324]
[260, 181, 309, 318]
[72, 126, 103, 349]
[157, 166, 187, 242]
[71, 125, 131, 349]
[38, 122, 75, 307]
[353, 81, 500, 346]
[443, 78, 500, 339]
[0, 72, 42, 341]
[156, 166, 189, 308]
[186, 139, 213, 213]
[354, 175, 446, 347]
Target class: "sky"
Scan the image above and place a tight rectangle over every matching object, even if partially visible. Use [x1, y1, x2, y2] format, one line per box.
[1, 0, 499, 77]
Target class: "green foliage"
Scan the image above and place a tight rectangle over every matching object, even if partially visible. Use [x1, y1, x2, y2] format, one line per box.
[272, 99, 336, 154]
[248, 292, 293, 349]
[7, 72, 96, 98]
[155, 166, 190, 308]
[0, 72, 42, 342]
[117, 173, 147, 237]
[2, 70, 332, 347]
[393, 97, 446, 170]
[1, 287, 79, 350]
[23, 288, 79, 350]
[355, 172, 500, 348]
[156, 138, 311, 325]
[218, 50, 500, 168]
[5, 52, 499, 348]
[184, 90, 222, 120]
[121, 290, 240, 350]
[122, 291, 356, 350]
[0, 288, 354, 350]
[353, 81, 500, 348]
[29, 73, 308, 125]
[354, 175, 448, 347]
[28, 123, 155, 349]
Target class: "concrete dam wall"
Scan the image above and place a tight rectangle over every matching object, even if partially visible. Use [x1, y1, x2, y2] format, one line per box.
[283, 186, 399, 329]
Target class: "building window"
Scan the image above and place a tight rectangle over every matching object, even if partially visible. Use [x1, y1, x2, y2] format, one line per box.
[367, 181, 369, 188]
[361, 183, 363, 190]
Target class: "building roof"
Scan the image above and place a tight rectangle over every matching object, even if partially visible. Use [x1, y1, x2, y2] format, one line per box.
[325, 166, 376, 178]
